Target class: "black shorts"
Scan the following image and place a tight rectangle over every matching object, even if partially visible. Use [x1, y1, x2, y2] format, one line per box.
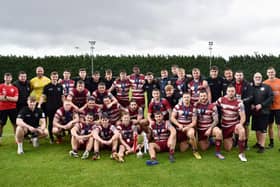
[268, 110, 280, 125]
[252, 115, 269, 133]
[0, 109, 17, 125]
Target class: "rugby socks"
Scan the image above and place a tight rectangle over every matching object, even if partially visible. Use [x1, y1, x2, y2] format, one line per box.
[169, 149, 174, 156]
[269, 138, 274, 146]
[17, 143, 23, 153]
[215, 140, 222, 153]
[245, 139, 248, 148]
[233, 134, 239, 147]
[151, 157, 157, 160]
[238, 140, 245, 153]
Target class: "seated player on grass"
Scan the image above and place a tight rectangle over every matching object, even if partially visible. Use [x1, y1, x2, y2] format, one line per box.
[170, 92, 202, 159]
[146, 112, 176, 165]
[52, 99, 79, 144]
[194, 90, 224, 160]
[69, 113, 96, 159]
[15, 96, 48, 155]
[92, 113, 119, 160]
[114, 112, 140, 163]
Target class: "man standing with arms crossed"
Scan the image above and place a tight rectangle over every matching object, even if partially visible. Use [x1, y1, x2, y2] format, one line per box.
[0, 73, 18, 144]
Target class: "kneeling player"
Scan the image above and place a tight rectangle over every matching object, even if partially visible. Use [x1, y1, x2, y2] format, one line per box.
[92, 113, 119, 160]
[171, 92, 201, 159]
[115, 112, 139, 162]
[216, 85, 247, 162]
[69, 113, 95, 159]
[52, 100, 79, 144]
[15, 96, 48, 154]
[146, 112, 176, 165]
[195, 90, 224, 159]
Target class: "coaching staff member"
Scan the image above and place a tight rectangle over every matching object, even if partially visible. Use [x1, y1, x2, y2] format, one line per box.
[251, 72, 273, 153]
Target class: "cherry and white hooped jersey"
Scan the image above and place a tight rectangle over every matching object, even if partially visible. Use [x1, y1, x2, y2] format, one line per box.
[195, 102, 217, 130]
[129, 106, 143, 120]
[101, 103, 121, 124]
[175, 78, 188, 96]
[148, 98, 171, 116]
[216, 96, 244, 128]
[188, 79, 205, 104]
[70, 88, 90, 108]
[92, 90, 114, 104]
[96, 124, 116, 140]
[113, 79, 131, 103]
[117, 122, 137, 145]
[61, 79, 75, 96]
[173, 103, 195, 126]
[54, 106, 75, 125]
[129, 74, 145, 100]
[78, 122, 95, 135]
[81, 106, 101, 120]
[150, 120, 171, 142]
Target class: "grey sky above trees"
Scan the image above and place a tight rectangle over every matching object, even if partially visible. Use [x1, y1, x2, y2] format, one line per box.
[1, 0, 280, 58]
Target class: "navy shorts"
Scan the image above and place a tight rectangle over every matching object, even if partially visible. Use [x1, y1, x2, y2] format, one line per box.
[268, 110, 280, 125]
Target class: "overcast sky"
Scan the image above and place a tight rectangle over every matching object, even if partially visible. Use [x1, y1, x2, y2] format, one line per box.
[1, 0, 280, 58]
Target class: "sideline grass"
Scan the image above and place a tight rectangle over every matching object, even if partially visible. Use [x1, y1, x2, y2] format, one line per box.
[0, 123, 279, 187]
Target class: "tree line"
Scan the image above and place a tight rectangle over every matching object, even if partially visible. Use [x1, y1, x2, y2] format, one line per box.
[0, 54, 279, 79]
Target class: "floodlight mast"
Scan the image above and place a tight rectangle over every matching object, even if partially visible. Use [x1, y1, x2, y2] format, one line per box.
[89, 41, 96, 75]
[208, 41, 213, 69]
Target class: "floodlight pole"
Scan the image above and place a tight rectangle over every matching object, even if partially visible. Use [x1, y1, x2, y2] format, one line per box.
[208, 41, 213, 69]
[74, 46, 80, 56]
[89, 40, 96, 75]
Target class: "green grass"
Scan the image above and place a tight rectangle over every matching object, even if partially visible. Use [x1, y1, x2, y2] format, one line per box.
[0, 123, 279, 187]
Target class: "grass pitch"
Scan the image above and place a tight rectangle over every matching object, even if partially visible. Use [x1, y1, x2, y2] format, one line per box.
[0, 123, 279, 187]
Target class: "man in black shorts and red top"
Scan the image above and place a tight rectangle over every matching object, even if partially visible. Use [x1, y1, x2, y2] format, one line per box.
[69, 112, 96, 159]
[216, 85, 247, 162]
[194, 90, 224, 159]
[15, 96, 48, 154]
[171, 92, 201, 159]
[146, 112, 176, 165]
[0, 73, 19, 143]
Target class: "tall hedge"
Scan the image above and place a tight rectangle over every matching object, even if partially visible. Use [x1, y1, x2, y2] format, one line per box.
[0, 54, 279, 80]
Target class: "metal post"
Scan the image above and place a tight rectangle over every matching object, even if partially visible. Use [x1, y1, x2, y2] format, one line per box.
[208, 41, 213, 69]
[89, 41, 96, 75]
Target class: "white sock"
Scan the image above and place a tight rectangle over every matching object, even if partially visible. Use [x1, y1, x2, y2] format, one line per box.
[18, 143, 23, 152]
